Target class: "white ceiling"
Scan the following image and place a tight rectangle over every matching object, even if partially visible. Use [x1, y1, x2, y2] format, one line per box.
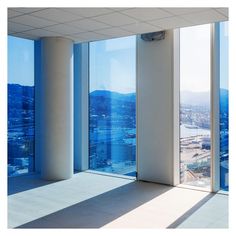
[8, 7, 228, 43]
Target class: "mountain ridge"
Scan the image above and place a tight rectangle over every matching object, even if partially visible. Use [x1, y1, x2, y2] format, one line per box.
[181, 89, 228, 107]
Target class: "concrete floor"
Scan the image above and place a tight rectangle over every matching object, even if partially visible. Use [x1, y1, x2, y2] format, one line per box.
[8, 172, 228, 228]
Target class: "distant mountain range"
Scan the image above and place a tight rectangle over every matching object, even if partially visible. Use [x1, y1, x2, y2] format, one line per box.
[181, 89, 228, 111]
[8, 84, 34, 97]
[90, 90, 136, 102]
[8, 84, 34, 110]
[181, 91, 210, 107]
[8, 84, 228, 115]
[89, 90, 136, 117]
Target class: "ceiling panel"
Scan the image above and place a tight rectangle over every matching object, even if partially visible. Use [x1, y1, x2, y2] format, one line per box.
[121, 8, 172, 21]
[62, 8, 113, 17]
[8, 7, 228, 43]
[31, 8, 82, 23]
[72, 32, 107, 41]
[44, 24, 85, 35]
[66, 18, 110, 31]
[8, 22, 34, 33]
[8, 9, 24, 18]
[149, 16, 192, 30]
[181, 9, 228, 24]
[11, 32, 39, 40]
[215, 8, 228, 17]
[24, 28, 63, 37]
[93, 12, 138, 27]
[163, 7, 208, 16]
[121, 22, 162, 34]
[95, 27, 133, 37]
[11, 8, 46, 14]
[10, 14, 56, 28]
[107, 8, 134, 12]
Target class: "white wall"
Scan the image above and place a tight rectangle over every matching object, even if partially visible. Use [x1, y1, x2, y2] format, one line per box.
[137, 31, 176, 185]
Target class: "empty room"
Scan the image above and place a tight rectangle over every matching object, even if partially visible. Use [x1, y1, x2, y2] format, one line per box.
[6, 5, 229, 229]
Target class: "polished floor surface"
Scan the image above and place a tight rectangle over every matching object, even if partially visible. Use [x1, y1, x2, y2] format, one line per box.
[8, 172, 228, 228]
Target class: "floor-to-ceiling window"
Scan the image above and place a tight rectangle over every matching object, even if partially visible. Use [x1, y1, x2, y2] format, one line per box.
[8, 36, 35, 176]
[219, 21, 229, 191]
[89, 36, 136, 176]
[179, 24, 211, 189]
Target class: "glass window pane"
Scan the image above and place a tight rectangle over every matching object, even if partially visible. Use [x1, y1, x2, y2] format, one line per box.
[89, 36, 136, 176]
[8, 36, 35, 176]
[180, 24, 211, 189]
[219, 21, 229, 191]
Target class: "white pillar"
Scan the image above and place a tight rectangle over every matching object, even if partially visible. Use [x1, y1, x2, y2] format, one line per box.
[137, 31, 175, 185]
[39, 37, 73, 180]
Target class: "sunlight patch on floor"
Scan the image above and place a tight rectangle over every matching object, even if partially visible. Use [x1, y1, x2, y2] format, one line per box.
[102, 187, 209, 228]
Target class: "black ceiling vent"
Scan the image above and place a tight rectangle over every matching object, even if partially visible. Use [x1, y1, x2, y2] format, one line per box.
[141, 31, 165, 41]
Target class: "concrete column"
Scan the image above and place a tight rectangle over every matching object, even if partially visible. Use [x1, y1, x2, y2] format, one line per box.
[39, 37, 73, 180]
[137, 31, 175, 185]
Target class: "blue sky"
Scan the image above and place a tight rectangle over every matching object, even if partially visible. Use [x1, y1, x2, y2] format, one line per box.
[180, 24, 211, 92]
[89, 36, 136, 94]
[8, 36, 34, 86]
[220, 21, 228, 90]
[180, 22, 228, 92]
[8, 24, 227, 91]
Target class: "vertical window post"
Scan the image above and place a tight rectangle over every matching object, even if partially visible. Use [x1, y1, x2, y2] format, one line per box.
[211, 23, 220, 192]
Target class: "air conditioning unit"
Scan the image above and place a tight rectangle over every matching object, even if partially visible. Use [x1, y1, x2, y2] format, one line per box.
[141, 31, 165, 41]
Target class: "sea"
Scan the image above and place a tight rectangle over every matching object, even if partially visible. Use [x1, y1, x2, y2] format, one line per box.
[180, 124, 210, 138]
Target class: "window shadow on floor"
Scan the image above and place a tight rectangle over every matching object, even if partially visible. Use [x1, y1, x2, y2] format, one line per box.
[8, 174, 59, 195]
[167, 192, 216, 228]
[16, 181, 173, 228]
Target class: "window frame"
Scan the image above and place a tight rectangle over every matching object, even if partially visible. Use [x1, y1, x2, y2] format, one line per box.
[173, 23, 221, 192]
[8, 36, 36, 177]
[87, 36, 138, 178]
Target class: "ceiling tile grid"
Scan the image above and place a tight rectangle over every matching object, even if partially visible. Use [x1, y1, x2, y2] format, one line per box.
[71, 31, 108, 42]
[163, 7, 209, 16]
[23, 28, 63, 38]
[120, 8, 173, 21]
[8, 7, 228, 43]
[8, 9, 25, 18]
[215, 8, 228, 17]
[120, 22, 162, 34]
[148, 16, 192, 30]
[181, 9, 228, 25]
[12, 8, 46, 14]
[95, 27, 133, 37]
[66, 18, 111, 31]
[43, 23, 86, 35]
[31, 8, 83, 23]
[92, 12, 138, 27]
[8, 21, 34, 33]
[9, 14, 57, 28]
[61, 8, 113, 18]
[11, 32, 40, 40]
